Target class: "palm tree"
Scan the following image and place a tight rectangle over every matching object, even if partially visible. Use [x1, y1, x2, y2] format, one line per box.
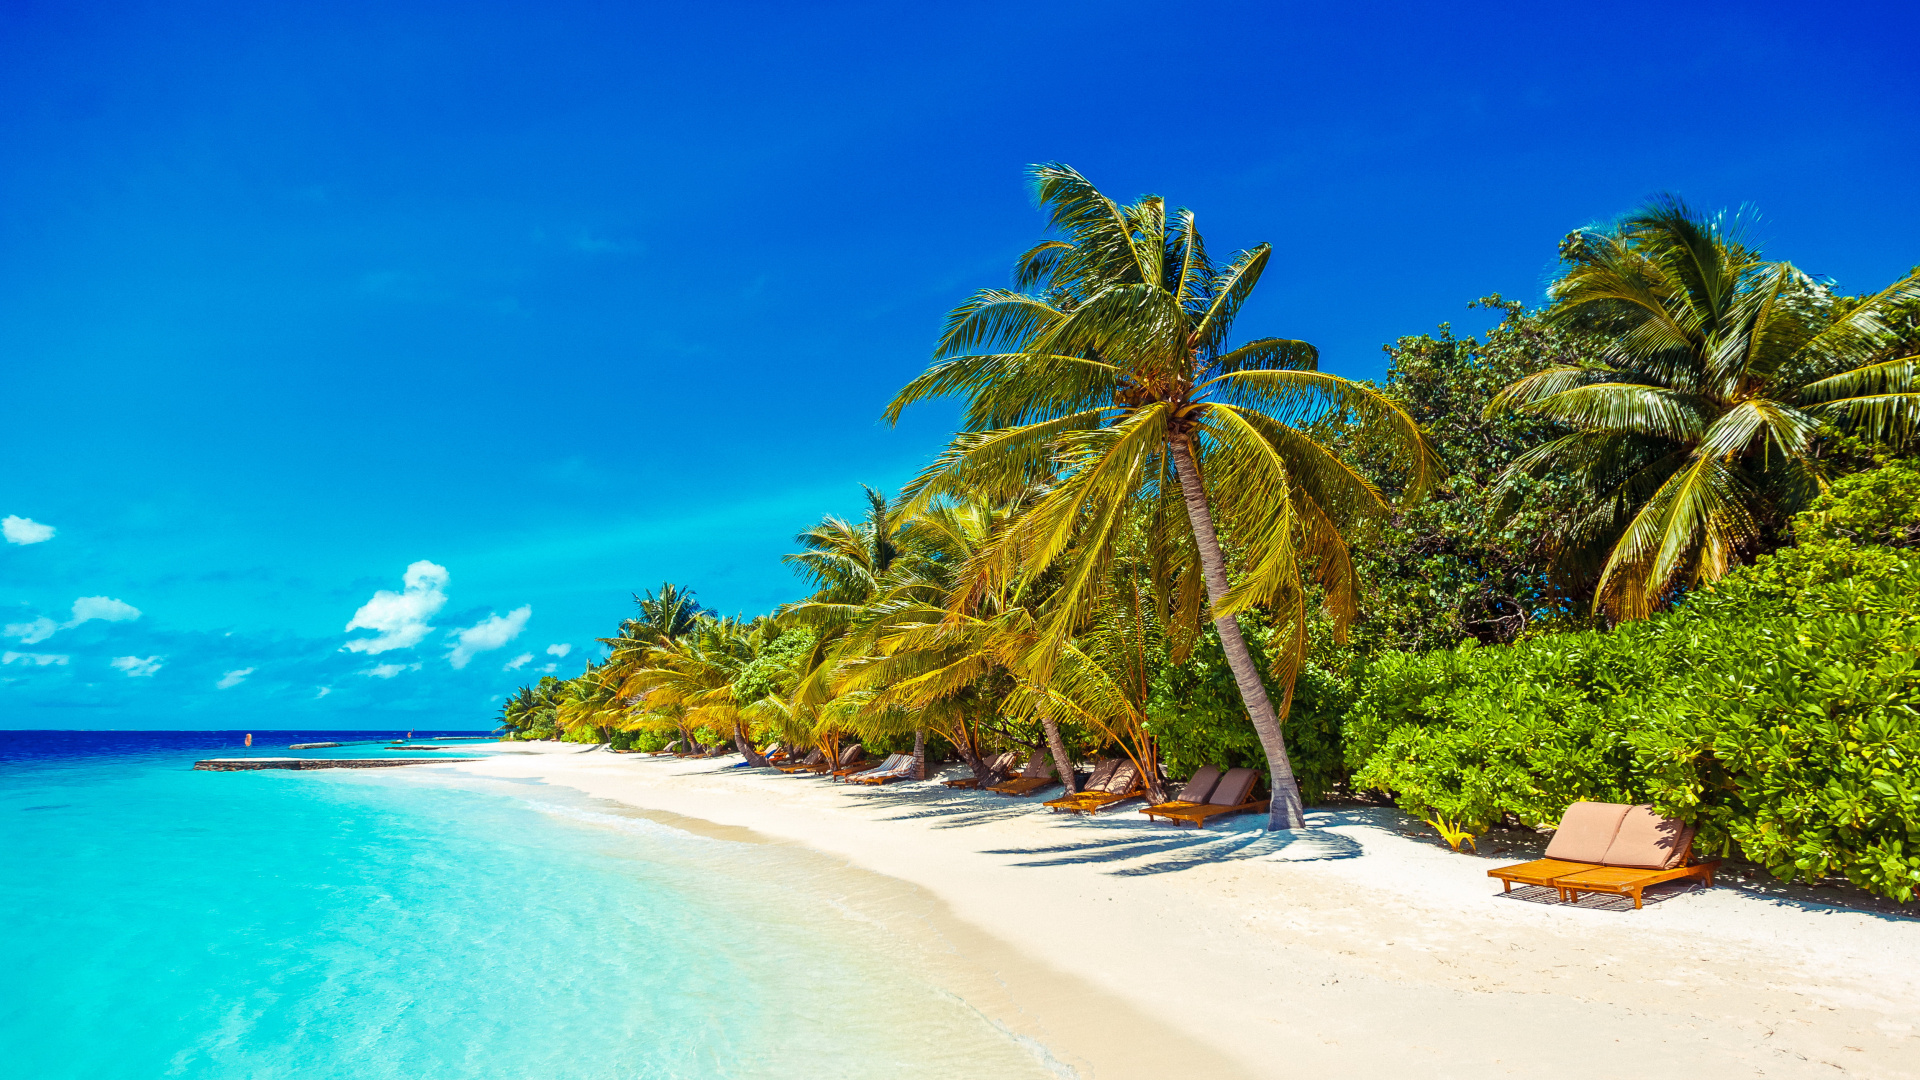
[886, 164, 1435, 829]
[1488, 196, 1920, 619]
[627, 583, 710, 644]
[778, 486, 941, 774]
[829, 495, 1083, 791]
[616, 616, 773, 762]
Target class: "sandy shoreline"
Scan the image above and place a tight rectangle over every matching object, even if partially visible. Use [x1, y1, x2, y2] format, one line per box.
[426, 743, 1919, 1079]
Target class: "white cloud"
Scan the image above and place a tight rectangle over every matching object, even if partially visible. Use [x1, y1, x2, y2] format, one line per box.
[363, 662, 421, 679]
[5, 617, 58, 644]
[4, 596, 142, 645]
[344, 561, 448, 654]
[3, 651, 69, 666]
[111, 655, 163, 677]
[216, 667, 254, 689]
[540, 662, 557, 674]
[315, 686, 333, 698]
[3, 516, 55, 545]
[545, 643, 571, 658]
[502, 652, 534, 671]
[67, 596, 141, 627]
[447, 604, 531, 669]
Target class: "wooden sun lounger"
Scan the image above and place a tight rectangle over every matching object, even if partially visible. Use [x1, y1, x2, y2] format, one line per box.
[838, 752, 900, 781]
[1557, 862, 1720, 909]
[986, 751, 1058, 796]
[945, 751, 1017, 789]
[1045, 758, 1117, 810]
[1052, 784, 1144, 815]
[1487, 858, 1611, 898]
[774, 750, 826, 774]
[1046, 759, 1144, 815]
[988, 775, 1059, 797]
[1140, 767, 1265, 828]
[1486, 802, 1717, 909]
[1144, 796, 1270, 828]
[848, 754, 917, 785]
[1135, 764, 1220, 816]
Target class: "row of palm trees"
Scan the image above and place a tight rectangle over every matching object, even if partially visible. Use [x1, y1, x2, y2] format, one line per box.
[502, 168, 1918, 831]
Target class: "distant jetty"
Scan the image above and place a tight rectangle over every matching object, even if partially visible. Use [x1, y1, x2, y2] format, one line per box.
[288, 742, 342, 749]
[194, 757, 477, 771]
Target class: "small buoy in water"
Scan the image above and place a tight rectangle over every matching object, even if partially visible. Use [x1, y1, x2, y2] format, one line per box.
[245, 733, 253, 746]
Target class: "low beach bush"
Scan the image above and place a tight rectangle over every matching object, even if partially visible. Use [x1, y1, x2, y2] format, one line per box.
[1147, 621, 1353, 803]
[1348, 475, 1920, 901]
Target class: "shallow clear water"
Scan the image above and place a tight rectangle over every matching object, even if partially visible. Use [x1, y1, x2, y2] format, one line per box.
[1, 732, 1057, 1079]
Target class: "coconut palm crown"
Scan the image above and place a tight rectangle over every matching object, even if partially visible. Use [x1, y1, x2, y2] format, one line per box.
[885, 163, 1437, 829]
[1488, 196, 1920, 619]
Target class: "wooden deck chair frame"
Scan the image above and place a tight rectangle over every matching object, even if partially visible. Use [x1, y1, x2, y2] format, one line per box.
[1139, 767, 1266, 828]
[987, 751, 1060, 797]
[1046, 760, 1144, 815]
[1487, 804, 1720, 909]
[849, 754, 917, 786]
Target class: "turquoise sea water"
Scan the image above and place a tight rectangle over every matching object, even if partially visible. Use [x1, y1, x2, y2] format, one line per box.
[1, 733, 1058, 1079]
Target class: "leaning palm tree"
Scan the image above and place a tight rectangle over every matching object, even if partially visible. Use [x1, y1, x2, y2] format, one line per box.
[1488, 196, 1920, 619]
[886, 164, 1437, 829]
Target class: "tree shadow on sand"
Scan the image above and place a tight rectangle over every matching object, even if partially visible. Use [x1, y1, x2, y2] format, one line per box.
[851, 779, 1363, 875]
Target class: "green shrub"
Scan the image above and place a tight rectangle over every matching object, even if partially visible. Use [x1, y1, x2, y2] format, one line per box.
[1146, 620, 1353, 803]
[1347, 471, 1920, 901]
[1793, 456, 1920, 549]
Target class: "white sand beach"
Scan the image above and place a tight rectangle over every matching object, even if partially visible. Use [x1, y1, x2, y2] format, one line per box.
[432, 744, 1920, 1079]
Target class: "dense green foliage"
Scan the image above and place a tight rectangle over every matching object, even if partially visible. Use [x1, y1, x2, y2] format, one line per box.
[1146, 619, 1352, 803]
[1333, 299, 1597, 651]
[1347, 461, 1920, 901]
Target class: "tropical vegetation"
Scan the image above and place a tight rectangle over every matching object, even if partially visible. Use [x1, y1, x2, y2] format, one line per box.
[499, 170, 1920, 902]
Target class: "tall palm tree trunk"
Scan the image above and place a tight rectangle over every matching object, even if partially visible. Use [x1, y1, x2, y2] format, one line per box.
[1040, 711, 1078, 794]
[1169, 436, 1308, 829]
[912, 728, 926, 780]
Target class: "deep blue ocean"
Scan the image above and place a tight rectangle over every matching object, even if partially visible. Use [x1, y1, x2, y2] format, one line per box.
[1, 731, 1056, 1079]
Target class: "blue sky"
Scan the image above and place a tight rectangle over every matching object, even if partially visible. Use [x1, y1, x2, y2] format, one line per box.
[2, 0, 1916, 729]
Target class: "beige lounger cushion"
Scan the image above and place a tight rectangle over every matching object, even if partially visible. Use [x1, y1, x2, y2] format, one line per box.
[1019, 752, 1050, 778]
[1174, 765, 1221, 804]
[1102, 762, 1138, 794]
[1083, 759, 1120, 791]
[1207, 767, 1257, 808]
[1601, 805, 1696, 869]
[1543, 801, 1630, 863]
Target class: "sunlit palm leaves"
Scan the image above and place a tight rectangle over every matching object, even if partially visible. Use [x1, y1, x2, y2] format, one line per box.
[1490, 196, 1920, 619]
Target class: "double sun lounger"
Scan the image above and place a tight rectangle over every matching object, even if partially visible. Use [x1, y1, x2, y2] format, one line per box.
[945, 750, 1019, 790]
[987, 752, 1058, 797]
[762, 745, 919, 784]
[1487, 801, 1719, 909]
[843, 752, 918, 785]
[1137, 765, 1268, 828]
[1044, 758, 1144, 815]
